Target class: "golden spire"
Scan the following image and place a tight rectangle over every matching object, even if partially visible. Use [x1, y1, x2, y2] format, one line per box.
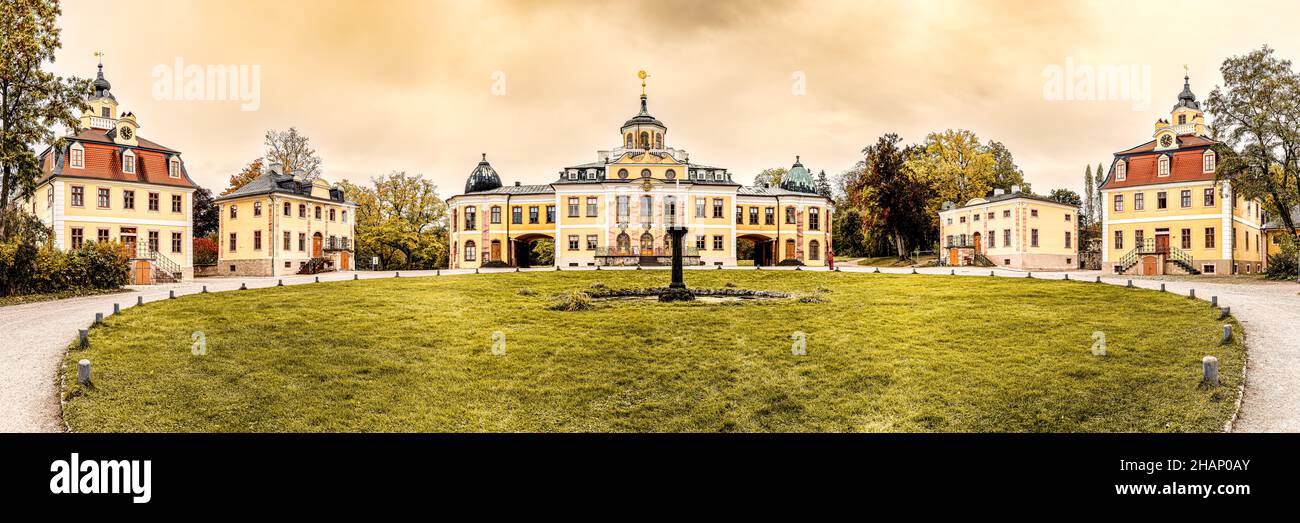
[638, 70, 648, 96]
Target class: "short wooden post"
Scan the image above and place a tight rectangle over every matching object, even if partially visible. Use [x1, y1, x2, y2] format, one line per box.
[1221, 324, 1233, 344]
[396, 271, 401, 277]
[77, 359, 91, 386]
[278, 279, 283, 286]
[912, 268, 917, 274]
[475, 268, 480, 274]
[990, 270, 994, 276]
[78, 329, 88, 348]
[875, 268, 881, 273]
[94, 312, 103, 325]
[1202, 356, 1219, 386]
[795, 266, 802, 271]
[436, 269, 441, 276]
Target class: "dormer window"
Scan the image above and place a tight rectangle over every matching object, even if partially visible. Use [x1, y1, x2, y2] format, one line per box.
[169, 157, 181, 178]
[1157, 155, 1170, 177]
[1203, 150, 1216, 173]
[122, 149, 136, 174]
[69, 143, 84, 169]
[567, 170, 577, 181]
[1114, 159, 1126, 181]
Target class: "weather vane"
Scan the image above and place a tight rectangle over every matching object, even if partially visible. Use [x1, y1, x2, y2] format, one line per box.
[638, 70, 648, 96]
[94, 51, 104, 64]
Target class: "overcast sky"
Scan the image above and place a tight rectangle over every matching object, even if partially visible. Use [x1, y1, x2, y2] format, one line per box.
[50, 0, 1300, 198]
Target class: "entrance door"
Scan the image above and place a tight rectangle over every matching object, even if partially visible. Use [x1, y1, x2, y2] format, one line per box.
[490, 240, 501, 261]
[1155, 233, 1170, 254]
[973, 233, 982, 254]
[120, 227, 137, 256]
[640, 233, 654, 253]
[312, 233, 323, 257]
[1142, 255, 1158, 275]
[785, 239, 796, 260]
[949, 249, 958, 266]
[341, 251, 350, 270]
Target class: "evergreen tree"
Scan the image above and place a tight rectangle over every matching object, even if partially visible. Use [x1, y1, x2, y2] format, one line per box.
[1083, 165, 1094, 227]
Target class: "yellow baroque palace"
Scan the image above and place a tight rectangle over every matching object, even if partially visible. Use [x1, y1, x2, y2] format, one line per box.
[447, 74, 834, 269]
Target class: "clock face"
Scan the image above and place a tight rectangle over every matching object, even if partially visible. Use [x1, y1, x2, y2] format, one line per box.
[120, 126, 133, 139]
[1159, 134, 1173, 147]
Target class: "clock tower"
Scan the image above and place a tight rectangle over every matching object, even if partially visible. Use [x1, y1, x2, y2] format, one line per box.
[1153, 68, 1207, 150]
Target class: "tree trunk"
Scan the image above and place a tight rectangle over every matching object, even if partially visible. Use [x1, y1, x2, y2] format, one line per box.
[892, 229, 907, 260]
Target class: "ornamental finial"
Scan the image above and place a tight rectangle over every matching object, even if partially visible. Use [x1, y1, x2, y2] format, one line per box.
[638, 70, 648, 96]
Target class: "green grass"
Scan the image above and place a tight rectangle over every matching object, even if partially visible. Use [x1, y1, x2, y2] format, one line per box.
[62, 271, 1244, 432]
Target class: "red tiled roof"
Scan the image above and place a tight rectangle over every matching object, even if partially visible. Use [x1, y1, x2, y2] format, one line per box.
[38, 129, 197, 189]
[1102, 135, 1218, 190]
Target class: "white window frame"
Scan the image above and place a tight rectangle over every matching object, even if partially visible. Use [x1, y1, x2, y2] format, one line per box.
[69, 143, 85, 169]
[122, 149, 136, 174]
[1114, 159, 1125, 181]
[1203, 150, 1215, 173]
[1157, 155, 1170, 177]
[169, 157, 181, 178]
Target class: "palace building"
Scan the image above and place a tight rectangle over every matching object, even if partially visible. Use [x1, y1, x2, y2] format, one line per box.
[26, 59, 198, 283]
[447, 73, 834, 269]
[938, 188, 1079, 269]
[1100, 73, 1266, 275]
[214, 166, 357, 276]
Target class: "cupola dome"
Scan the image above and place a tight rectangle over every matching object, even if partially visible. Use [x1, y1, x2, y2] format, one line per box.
[779, 156, 817, 194]
[464, 153, 503, 193]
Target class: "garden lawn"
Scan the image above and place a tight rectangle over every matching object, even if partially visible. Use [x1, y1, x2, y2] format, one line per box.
[62, 270, 1244, 432]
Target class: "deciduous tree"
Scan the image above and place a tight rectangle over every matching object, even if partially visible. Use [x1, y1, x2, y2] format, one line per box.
[0, 0, 89, 238]
[849, 133, 932, 259]
[264, 127, 322, 182]
[221, 158, 262, 195]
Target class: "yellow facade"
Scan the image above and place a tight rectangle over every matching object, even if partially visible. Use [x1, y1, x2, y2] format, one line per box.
[1102, 181, 1264, 275]
[448, 76, 834, 268]
[939, 193, 1078, 269]
[216, 177, 357, 276]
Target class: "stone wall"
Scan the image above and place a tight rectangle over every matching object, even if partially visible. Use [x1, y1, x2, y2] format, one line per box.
[215, 259, 274, 277]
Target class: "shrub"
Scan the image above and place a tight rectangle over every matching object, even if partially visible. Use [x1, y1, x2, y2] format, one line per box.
[1265, 237, 1298, 280]
[548, 291, 593, 311]
[516, 287, 537, 296]
[193, 236, 218, 265]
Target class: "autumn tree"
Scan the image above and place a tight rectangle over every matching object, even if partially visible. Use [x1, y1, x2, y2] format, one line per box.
[1, 0, 89, 237]
[265, 127, 322, 181]
[849, 133, 932, 259]
[340, 172, 448, 270]
[221, 158, 263, 195]
[906, 129, 997, 228]
[1206, 45, 1300, 249]
[752, 167, 786, 188]
[986, 140, 1030, 194]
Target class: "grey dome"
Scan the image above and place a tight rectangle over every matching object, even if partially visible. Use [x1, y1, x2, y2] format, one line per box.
[464, 153, 503, 193]
[1173, 74, 1200, 111]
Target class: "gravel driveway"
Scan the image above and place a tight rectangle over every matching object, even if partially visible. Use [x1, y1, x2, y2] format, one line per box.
[3, 266, 1296, 432]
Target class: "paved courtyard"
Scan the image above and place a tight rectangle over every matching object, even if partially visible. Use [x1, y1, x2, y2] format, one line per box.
[2, 266, 1296, 432]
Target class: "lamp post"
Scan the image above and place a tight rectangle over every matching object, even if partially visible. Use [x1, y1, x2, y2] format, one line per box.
[661, 225, 694, 302]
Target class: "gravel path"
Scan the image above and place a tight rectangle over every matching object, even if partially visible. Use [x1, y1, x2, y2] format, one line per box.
[3, 266, 1296, 432]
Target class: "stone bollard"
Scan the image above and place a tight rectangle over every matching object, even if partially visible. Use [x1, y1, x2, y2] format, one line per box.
[875, 268, 881, 273]
[354, 274, 359, 280]
[240, 283, 247, 290]
[1127, 280, 1133, 288]
[113, 303, 120, 315]
[1211, 296, 1217, 307]
[990, 270, 995, 277]
[78, 329, 88, 349]
[1189, 289, 1196, 299]
[94, 313, 103, 325]
[315, 276, 320, 283]
[795, 266, 802, 271]
[1222, 324, 1233, 344]
[1160, 283, 1166, 292]
[1219, 306, 1231, 320]
[1027, 272, 1032, 278]
[169, 290, 175, 299]
[1202, 356, 1219, 386]
[396, 272, 401, 278]
[202, 285, 208, 293]
[1064, 274, 1069, 281]
[436, 269, 441, 276]
[77, 359, 91, 386]
[951, 269, 955, 275]
[555, 266, 561, 271]
[912, 268, 917, 274]
[137, 296, 143, 306]
[278, 279, 283, 286]
[1095, 276, 1101, 283]
[475, 268, 480, 274]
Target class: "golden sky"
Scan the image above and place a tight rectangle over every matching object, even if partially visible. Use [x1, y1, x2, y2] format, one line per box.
[49, 0, 1300, 197]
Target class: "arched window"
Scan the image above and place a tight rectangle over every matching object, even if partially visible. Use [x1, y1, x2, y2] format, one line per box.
[639, 131, 649, 148]
[69, 143, 84, 169]
[641, 169, 651, 178]
[809, 207, 820, 230]
[618, 168, 629, 179]
[616, 232, 631, 252]
[1157, 155, 1170, 176]
[625, 134, 633, 147]
[665, 169, 676, 180]
[1203, 150, 1216, 173]
[640, 232, 654, 252]
[810, 240, 820, 260]
[655, 133, 663, 149]
[464, 241, 476, 261]
[1115, 160, 1127, 181]
[664, 196, 677, 225]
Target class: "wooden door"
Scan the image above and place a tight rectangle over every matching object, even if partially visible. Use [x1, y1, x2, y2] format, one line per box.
[312, 234, 323, 257]
[1155, 234, 1170, 254]
[490, 241, 501, 261]
[1142, 256, 1157, 275]
[949, 249, 958, 266]
[785, 240, 796, 260]
[341, 251, 350, 270]
[973, 233, 982, 254]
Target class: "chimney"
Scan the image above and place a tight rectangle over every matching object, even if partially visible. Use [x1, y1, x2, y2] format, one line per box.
[993, 188, 1005, 196]
[514, 181, 521, 186]
[1010, 185, 1021, 194]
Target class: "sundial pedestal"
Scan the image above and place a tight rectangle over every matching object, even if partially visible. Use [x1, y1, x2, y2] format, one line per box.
[659, 225, 695, 302]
